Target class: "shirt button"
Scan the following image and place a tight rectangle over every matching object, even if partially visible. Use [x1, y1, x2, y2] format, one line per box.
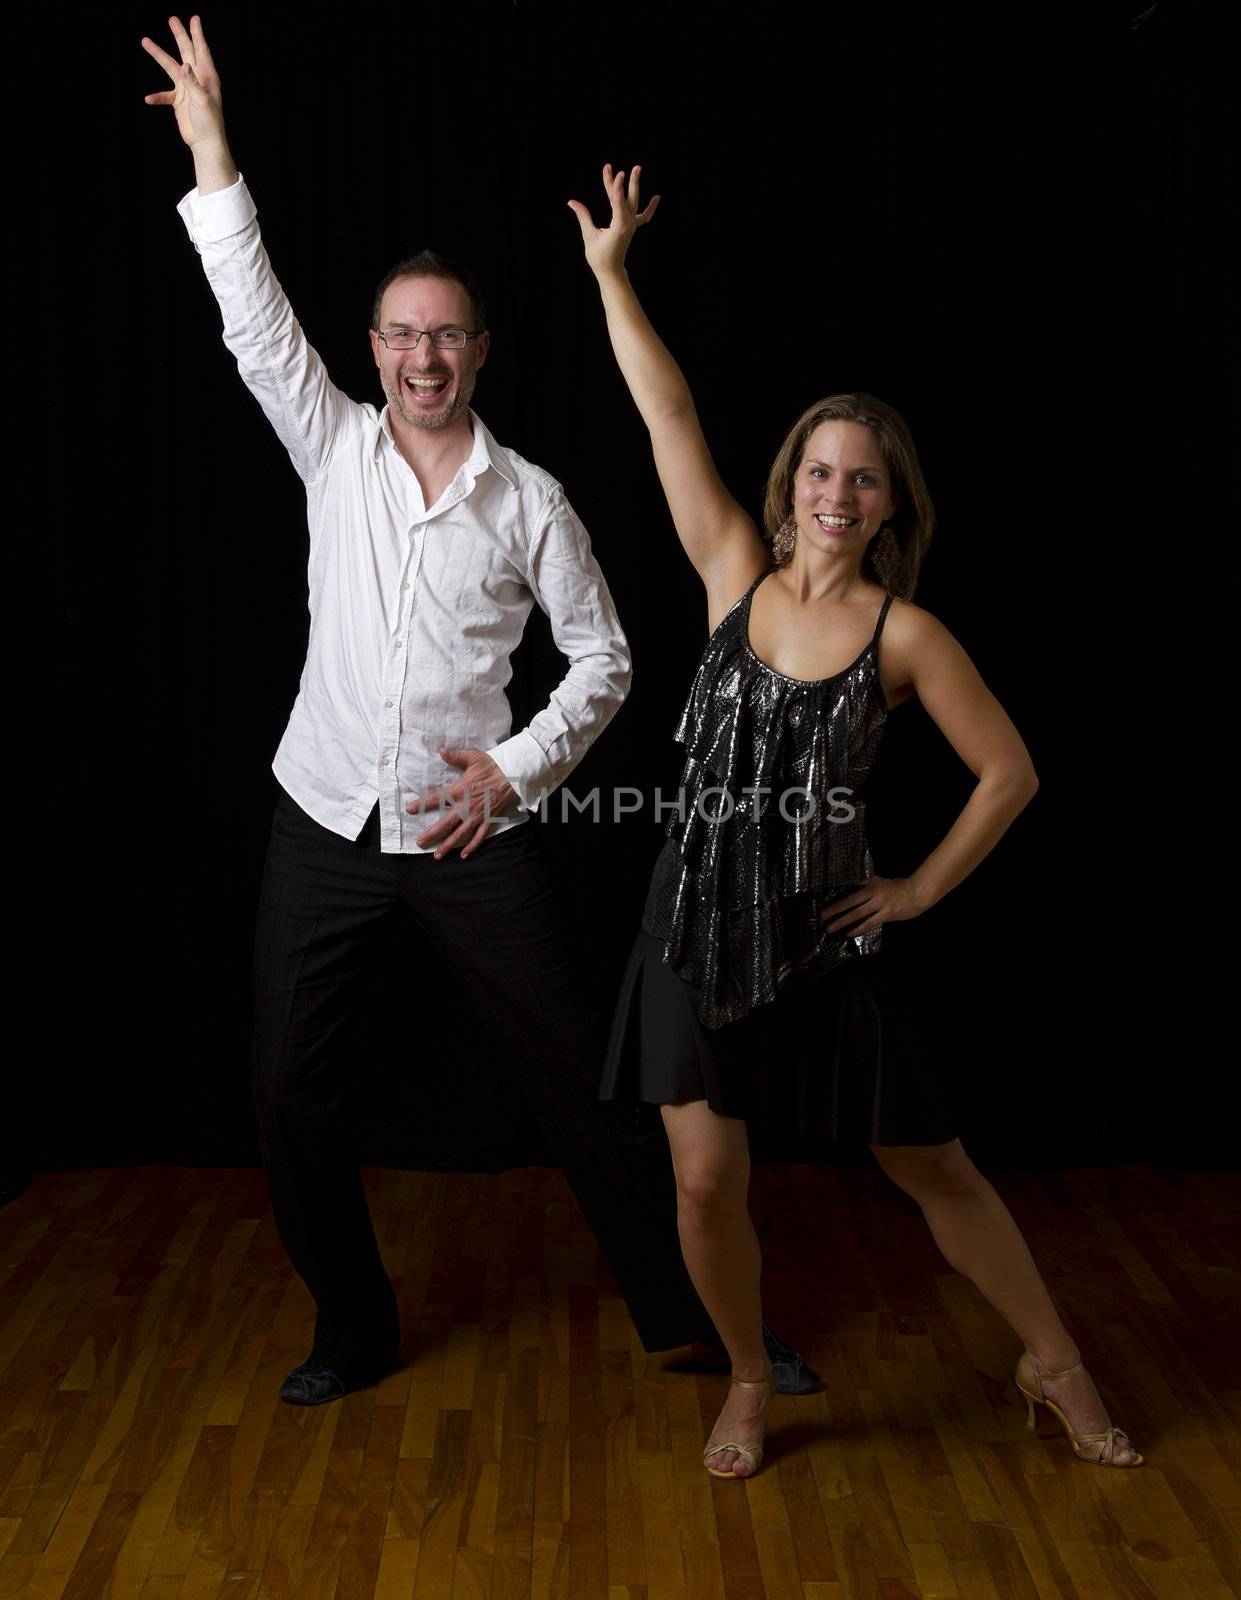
[384, 700, 393, 709]
[402, 582, 410, 591]
[380, 757, 390, 768]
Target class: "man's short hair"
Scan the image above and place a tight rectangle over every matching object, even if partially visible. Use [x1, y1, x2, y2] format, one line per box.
[371, 250, 487, 333]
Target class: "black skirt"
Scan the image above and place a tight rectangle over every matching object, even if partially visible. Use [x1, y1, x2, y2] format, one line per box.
[600, 927, 960, 1148]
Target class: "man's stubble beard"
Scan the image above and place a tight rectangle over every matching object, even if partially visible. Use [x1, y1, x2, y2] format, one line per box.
[382, 364, 478, 432]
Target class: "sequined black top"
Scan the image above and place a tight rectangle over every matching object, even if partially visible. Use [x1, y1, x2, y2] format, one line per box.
[642, 569, 894, 1027]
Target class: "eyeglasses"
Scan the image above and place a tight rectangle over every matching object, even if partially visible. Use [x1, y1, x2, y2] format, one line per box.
[376, 327, 484, 351]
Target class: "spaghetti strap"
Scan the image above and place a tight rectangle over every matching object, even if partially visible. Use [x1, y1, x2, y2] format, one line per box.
[736, 565, 777, 619]
[871, 592, 895, 643]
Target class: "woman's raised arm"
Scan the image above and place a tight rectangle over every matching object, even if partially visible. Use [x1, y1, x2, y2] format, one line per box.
[568, 165, 767, 612]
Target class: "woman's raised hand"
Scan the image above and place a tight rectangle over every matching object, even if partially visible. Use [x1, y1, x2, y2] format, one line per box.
[141, 14, 225, 149]
[567, 163, 660, 278]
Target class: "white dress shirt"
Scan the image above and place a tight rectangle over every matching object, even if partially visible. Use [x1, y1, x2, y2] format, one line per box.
[177, 177, 631, 853]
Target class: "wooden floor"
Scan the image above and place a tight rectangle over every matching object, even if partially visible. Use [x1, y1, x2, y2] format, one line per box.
[1, 1164, 1239, 1600]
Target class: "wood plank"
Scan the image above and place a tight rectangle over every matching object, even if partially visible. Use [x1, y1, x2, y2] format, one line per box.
[2, 1164, 1239, 1597]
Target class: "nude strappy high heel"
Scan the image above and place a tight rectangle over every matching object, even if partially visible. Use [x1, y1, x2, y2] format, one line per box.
[703, 1377, 772, 1479]
[1014, 1352, 1144, 1467]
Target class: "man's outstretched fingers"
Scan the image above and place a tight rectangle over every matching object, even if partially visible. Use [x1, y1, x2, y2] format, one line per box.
[168, 15, 195, 60]
[141, 33, 181, 82]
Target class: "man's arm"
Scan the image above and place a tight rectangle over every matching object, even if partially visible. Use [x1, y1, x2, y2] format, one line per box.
[488, 489, 632, 809]
[142, 15, 236, 193]
[143, 16, 354, 484]
[407, 490, 632, 859]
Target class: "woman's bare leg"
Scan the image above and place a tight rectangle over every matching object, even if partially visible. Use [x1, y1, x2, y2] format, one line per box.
[661, 1099, 772, 1476]
[870, 1138, 1139, 1463]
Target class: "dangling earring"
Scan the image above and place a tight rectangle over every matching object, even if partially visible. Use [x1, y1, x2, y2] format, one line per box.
[872, 524, 901, 587]
[772, 515, 797, 562]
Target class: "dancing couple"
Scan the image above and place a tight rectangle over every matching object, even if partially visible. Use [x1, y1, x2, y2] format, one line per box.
[141, 15, 1141, 1478]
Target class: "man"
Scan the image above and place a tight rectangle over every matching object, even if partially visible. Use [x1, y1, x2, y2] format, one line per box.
[141, 15, 818, 1404]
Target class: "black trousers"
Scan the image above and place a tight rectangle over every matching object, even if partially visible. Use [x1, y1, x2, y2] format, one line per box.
[252, 788, 715, 1363]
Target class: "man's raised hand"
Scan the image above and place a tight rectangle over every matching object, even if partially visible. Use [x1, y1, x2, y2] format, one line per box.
[567, 164, 660, 280]
[141, 15, 225, 151]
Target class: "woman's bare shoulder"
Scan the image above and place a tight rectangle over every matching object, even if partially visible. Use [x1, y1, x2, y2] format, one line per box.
[882, 596, 952, 649]
[879, 598, 977, 706]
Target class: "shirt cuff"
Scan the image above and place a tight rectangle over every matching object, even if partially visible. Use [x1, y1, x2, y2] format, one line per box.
[176, 173, 255, 245]
[487, 730, 554, 813]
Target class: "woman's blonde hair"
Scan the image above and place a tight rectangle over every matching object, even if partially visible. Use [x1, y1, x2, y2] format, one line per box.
[761, 392, 934, 599]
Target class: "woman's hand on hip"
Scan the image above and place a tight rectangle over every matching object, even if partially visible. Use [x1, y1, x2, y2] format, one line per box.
[820, 877, 925, 937]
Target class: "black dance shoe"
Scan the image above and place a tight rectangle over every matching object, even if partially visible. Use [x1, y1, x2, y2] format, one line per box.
[702, 1323, 823, 1396]
[279, 1347, 399, 1406]
[762, 1323, 823, 1395]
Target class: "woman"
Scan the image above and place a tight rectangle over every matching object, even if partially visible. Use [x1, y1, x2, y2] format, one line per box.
[568, 165, 1142, 1478]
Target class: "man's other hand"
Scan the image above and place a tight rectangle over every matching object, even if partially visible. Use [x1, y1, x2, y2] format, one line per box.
[405, 748, 519, 859]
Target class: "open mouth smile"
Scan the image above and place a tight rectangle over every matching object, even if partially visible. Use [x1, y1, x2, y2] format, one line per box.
[403, 375, 450, 398]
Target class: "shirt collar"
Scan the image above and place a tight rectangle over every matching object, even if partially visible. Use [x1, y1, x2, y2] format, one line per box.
[374, 406, 519, 492]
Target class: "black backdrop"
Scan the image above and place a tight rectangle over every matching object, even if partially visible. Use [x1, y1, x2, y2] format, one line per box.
[20, 0, 1229, 1176]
